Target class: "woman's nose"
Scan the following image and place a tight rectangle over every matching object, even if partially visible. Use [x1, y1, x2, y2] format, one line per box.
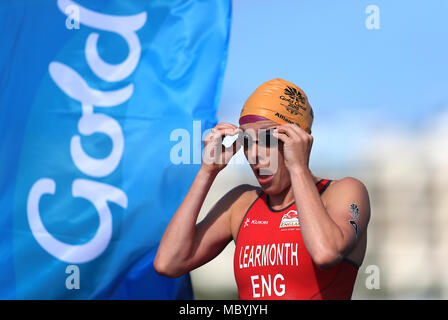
[246, 143, 270, 165]
[246, 142, 258, 164]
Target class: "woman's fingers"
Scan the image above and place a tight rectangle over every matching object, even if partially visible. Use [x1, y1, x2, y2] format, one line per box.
[223, 134, 242, 155]
[209, 123, 239, 137]
[206, 127, 234, 143]
[214, 122, 239, 133]
[202, 123, 240, 172]
[204, 124, 241, 164]
[287, 123, 312, 139]
[272, 126, 292, 144]
[275, 124, 301, 140]
[275, 124, 313, 147]
[212, 128, 239, 141]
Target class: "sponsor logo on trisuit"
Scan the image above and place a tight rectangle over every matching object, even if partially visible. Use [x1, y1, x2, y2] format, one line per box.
[244, 217, 269, 228]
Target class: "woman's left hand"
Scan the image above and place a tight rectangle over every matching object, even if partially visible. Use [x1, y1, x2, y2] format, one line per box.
[272, 123, 313, 173]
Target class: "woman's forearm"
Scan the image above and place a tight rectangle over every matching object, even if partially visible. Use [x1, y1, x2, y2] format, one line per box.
[290, 168, 345, 268]
[154, 166, 218, 272]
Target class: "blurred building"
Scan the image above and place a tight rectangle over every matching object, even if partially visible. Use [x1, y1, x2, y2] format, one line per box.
[190, 111, 448, 299]
[354, 110, 448, 299]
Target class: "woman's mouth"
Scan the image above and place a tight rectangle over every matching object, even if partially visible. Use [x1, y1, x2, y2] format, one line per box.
[255, 167, 274, 185]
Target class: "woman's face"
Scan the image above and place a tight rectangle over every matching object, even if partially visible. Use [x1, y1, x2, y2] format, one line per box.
[239, 120, 291, 194]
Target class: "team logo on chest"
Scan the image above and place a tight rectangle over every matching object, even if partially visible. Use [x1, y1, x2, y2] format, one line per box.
[279, 210, 300, 228]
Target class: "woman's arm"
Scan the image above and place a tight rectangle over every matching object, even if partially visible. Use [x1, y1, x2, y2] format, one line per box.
[154, 123, 241, 277]
[274, 124, 370, 269]
[289, 170, 370, 269]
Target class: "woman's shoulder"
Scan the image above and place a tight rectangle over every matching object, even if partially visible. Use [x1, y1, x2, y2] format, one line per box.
[321, 176, 370, 212]
[225, 185, 263, 238]
[230, 183, 262, 193]
[222, 184, 263, 211]
[229, 184, 263, 200]
[327, 176, 368, 193]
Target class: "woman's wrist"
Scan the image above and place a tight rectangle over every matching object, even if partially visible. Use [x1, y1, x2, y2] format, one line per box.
[198, 165, 220, 180]
[288, 165, 311, 179]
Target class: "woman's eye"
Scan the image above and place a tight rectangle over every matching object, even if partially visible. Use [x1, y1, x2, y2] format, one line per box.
[258, 131, 267, 145]
[240, 130, 279, 149]
[260, 130, 278, 148]
[240, 134, 252, 148]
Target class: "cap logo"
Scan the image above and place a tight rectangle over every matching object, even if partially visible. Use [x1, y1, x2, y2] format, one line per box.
[280, 86, 307, 116]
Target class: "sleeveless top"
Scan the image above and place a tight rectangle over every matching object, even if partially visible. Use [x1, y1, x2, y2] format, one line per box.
[233, 179, 359, 300]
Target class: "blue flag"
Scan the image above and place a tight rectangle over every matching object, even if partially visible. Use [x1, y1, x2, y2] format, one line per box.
[0, 0, 231, 299]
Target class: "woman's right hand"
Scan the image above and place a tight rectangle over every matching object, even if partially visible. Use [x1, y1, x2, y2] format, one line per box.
[201, 123, 241, 175]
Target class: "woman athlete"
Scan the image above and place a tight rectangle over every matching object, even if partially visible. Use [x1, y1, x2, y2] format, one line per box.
[154, 79, 371, 300]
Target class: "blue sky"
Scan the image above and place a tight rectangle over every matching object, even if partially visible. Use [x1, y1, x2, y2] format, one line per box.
[217, 0, 448, 168]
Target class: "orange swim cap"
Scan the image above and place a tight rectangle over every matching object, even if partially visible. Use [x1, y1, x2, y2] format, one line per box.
[239, 78, 314, 134]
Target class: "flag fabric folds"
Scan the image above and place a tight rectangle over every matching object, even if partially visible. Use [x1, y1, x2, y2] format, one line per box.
[0, 0, 231, 299]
